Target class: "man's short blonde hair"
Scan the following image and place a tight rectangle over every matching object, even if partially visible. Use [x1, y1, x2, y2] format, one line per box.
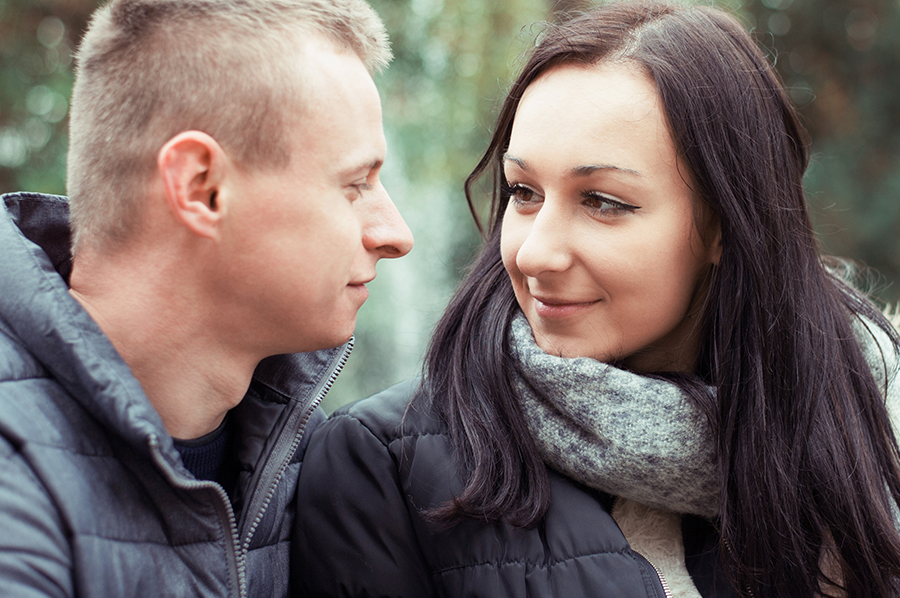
[67, 0, 391, 251]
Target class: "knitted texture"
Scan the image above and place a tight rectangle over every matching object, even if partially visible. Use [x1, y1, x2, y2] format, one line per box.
[511, 313, 719, 517]
[512, 312, 900, 520]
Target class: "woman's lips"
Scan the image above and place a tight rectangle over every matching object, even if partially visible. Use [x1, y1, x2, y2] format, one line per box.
[532, 296, 599, 318]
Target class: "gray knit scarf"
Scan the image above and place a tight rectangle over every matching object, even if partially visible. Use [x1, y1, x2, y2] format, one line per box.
[511, 311, 900, 520]
[510, 313, 720, 517]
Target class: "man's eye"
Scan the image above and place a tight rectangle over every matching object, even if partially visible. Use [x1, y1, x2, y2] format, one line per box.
[348, 182, 371, 199]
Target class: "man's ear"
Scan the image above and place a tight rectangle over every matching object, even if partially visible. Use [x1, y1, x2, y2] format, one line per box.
[158, 131, 228, 240]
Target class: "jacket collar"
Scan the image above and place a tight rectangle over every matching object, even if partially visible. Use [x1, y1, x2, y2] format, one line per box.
[0, 192, 347, 470]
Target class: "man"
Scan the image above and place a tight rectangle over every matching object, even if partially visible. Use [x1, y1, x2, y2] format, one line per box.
[0, 0, 412, 595]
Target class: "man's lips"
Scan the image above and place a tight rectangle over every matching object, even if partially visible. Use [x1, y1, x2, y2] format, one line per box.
[348, 276, 375, 286]
[347, 278, 374, 302]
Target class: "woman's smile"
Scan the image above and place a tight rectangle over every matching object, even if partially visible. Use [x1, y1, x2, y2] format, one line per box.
[531, 295, 601, 318]
[500, 61, 720, 371]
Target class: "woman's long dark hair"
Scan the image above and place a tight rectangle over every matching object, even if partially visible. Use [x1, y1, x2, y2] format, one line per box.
[422, 2, 900, 596]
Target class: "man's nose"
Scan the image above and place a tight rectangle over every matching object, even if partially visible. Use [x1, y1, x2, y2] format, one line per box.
[361, 184, 414, 259]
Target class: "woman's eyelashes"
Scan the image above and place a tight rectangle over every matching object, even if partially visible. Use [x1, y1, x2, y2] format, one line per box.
[503, 181, 640, 216]
[503, 182, 539, 206]
[580, 191, 640, 216]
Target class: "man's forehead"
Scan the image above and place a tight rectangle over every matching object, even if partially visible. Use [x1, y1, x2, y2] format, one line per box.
[280, 34, 386, 178]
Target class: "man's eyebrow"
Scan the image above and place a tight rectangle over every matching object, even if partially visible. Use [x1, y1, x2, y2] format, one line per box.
[503, 153, 643, 178]
[339, 158, 383, 178]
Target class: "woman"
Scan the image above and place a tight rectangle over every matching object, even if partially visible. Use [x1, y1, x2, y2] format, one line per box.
[291, 2, 900, 596]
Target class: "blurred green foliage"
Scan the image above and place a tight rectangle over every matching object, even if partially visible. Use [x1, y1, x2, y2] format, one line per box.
[0, 0, 94, 193]
[745, 0, 900, 306]
[1, 0, 898, 412]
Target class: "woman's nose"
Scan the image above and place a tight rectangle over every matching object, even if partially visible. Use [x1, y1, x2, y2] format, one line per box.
[512, 202, 573, 277]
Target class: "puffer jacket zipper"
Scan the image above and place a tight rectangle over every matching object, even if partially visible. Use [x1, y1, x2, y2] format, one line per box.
[610, 496, 673, 598]
[149, 435, 246, 597]
[635, 550, 674, 598]
[148, 339, 352, 598]
[719, 534, 755, 598]
[239, 340, 353, 556]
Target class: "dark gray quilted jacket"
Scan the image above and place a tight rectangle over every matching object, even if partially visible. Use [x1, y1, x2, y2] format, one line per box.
[0, 192, 347, 597]
[293, 379, 733, 598]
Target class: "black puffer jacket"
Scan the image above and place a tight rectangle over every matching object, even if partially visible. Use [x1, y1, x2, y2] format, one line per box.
[0, 192, 345, 597]
[292, 378, 738, 597]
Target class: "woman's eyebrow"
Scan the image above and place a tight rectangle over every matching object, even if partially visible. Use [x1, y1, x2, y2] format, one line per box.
[503, 153, 642, 178]
[569, 164, 644, 178]
[503, 153, 528, 170]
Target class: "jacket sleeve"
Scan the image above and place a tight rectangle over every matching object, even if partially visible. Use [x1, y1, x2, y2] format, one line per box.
[0, 438, 73, 598]
[290, 412, 436, 598]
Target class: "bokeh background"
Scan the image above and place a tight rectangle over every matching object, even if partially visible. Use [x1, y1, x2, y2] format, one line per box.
[2, 0, 898, 412]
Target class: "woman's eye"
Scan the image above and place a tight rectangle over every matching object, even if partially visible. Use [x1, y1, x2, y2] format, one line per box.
[581, 191, 640, 216]
[503, 182, 539, 205]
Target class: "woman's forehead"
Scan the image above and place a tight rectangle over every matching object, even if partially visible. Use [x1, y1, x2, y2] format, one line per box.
[507, 62, 676, 179]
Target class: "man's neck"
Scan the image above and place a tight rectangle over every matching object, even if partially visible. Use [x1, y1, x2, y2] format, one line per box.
[68, 247, 259, 440]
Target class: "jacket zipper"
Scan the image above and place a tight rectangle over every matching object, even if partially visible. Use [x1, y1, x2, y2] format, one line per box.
[147, 339, 353, 598]
[719, 534, 755, 598]
[149, 435, 246, 597]
[239, 339, 353, 555]
[610, 497, 674, 598]
[634, 548, 674, 598]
